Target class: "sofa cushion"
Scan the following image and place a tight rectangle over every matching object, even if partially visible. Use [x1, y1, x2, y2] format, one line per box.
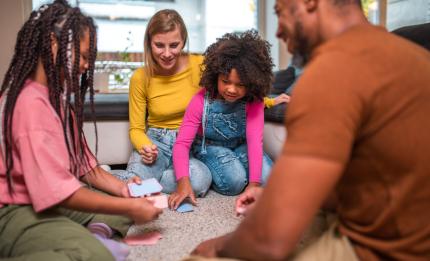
[264, 67, 297, 123]
[83, 93, 129, 121]
[392, 22, 430, 51]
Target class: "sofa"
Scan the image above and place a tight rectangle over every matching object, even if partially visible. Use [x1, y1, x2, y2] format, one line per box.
[83, 68, 296, 165]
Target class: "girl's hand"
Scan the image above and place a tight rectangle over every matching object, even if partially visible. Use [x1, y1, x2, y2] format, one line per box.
[138, 144, 158, 164]
[273, 93, 291, 105]
[128, 198, 162, 225]
[235, 186, 263, 217]
[120, 176, 142, 198]
[246, 182, 260, 189]
[168, 177, 197, 209]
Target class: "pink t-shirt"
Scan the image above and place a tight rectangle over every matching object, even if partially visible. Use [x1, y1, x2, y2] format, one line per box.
[0, 80, 96, 212]
[173, 89, 265, 183]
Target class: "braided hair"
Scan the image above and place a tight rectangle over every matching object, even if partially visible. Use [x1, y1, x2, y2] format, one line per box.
[0, 0, 98, 193]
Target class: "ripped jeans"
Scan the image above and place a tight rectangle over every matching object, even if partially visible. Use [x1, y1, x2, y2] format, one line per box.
[112, 128, 212, 197]
[194, 97, 273, 196]
[193, 142, 272, 196]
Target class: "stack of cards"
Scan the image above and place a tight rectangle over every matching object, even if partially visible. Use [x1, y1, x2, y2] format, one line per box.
[128, 178, 162, 197]
[128, 178, 168, 209]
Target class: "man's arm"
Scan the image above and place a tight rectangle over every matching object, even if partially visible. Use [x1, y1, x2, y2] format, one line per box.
[217, 154, 344, 260]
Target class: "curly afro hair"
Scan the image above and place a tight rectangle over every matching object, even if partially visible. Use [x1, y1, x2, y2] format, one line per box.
[199, 30, 274, 102]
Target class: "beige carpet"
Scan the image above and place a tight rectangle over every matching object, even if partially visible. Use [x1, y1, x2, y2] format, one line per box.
[125, 190, 329, 261]
[126, 191, 241, 261]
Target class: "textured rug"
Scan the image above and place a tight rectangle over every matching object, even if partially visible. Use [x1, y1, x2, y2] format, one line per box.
[124, 190, 330, 261]
[126, 191, 241, 261]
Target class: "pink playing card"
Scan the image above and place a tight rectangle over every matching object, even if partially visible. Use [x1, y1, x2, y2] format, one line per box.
[123, 231, 162, 246]
[147, 194, 168, 209]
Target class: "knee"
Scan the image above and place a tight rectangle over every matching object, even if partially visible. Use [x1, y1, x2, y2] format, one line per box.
[260, 155, 273, 186]
[83, 244, 116, 261]
[126, 158, 162, 180]
[189, 160, 212, 197]
[109, 169, 132, 181]
[159, 169, 177, 194]
[125, 162, 149, 180]
[212, 167, 247, 196]
[65, 235, 116, 261]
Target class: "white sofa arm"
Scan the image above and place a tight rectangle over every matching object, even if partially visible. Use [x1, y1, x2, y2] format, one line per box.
[263, 122, 287, 160]
[83, 121, 132, 165]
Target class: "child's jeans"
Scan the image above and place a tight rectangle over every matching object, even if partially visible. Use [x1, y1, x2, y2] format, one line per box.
[194, 143, 273, 196]
[112, 128, 212, 197]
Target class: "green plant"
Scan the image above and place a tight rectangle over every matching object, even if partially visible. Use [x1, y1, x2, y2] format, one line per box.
[112, 31, 133, 88]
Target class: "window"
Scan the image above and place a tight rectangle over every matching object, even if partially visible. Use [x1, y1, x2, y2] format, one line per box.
[362, 0, 380, 24]
[33, 0, 259, 93]
[361, 0, 430, 29]
[385, 0, 430, 30]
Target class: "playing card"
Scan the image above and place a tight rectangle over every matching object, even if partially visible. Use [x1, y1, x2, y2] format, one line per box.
[176, 202, 193, 213]
[147, 194, 168, 209]
[128, 178, 163, 197]
[123, 231, 162, 246]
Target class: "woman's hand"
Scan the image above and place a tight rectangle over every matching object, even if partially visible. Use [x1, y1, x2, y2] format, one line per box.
[128, 198, 162, 225]
[235, 186, 263, 216]
[273, 93, 291, 105]
[138, 144, 158, 164]
[168, 177, 197, 209]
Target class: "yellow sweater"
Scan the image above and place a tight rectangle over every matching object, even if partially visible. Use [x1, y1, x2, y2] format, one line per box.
[129, 54, 204, 150]
[129, 54, 276, 150]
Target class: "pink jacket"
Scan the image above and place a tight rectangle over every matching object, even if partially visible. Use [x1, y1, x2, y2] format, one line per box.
[173, 89, 265, 183]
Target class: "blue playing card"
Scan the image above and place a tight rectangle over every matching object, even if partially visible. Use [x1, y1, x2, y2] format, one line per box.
[128, 178, 163, 197]
[176, 202, 193, 213]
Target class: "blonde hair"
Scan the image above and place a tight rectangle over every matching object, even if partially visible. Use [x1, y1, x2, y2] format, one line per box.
[143, 9, 188, 79]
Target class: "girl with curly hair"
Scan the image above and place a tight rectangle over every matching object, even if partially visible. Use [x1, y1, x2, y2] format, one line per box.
[169, 30, 274, 209]
[0, 1, 161, 260]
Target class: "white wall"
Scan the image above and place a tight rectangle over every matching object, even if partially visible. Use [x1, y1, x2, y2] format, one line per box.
[263, 0, 291, 70]
[83, 121, 132, 165]
[0, 0, 31, 84]
[386, 0, 430, 30]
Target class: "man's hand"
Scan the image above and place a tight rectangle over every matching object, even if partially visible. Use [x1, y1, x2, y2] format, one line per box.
[273, 93, 291, 105]
[139, 144, 158, 164]
[191, 234, 229, 258]
[235, 186, 263, 216]
[168, 177, 197, 209]
[128, 198, 162, 225]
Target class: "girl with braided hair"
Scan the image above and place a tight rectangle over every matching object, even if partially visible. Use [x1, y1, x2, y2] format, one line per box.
[0, 1, 161, 260]
[169, 30, 274, 209]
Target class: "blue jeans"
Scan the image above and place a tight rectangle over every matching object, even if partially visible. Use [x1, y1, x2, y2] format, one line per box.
[193, 143, 273, 196]
[112, 128, 212, 197]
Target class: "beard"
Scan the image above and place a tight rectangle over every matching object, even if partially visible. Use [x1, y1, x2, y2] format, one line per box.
[291, 20, 311, 66]
[291, 52, 305, 68]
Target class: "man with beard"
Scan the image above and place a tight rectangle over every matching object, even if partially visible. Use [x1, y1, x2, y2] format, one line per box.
[186, 0, 430, 260]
